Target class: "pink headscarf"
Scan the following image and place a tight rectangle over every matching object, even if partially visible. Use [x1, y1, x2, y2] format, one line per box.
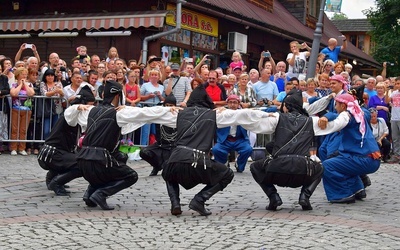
[330, 74, 348, 91]
[335, 93, 366, 147]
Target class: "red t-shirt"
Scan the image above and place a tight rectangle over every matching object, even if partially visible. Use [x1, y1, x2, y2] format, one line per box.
[206, 84, 222, 101]
[125, 83, 139, 101]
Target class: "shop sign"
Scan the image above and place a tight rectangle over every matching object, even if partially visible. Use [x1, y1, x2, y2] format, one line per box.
[166, 4, 218, 37]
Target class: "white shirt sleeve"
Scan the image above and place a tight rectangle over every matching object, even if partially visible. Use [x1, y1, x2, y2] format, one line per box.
[63, 104, 93, 132]
[304, 95, 332, 116]
[216, 109, 279, 134]
[312, 111, 350, 136]
[117, 106, 178, 135]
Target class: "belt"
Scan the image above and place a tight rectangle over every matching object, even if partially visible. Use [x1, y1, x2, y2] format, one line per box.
[227, 136, 237, 142]
[368, 151, 381, 160]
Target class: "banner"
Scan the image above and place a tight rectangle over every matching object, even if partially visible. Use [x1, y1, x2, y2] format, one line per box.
[166, 4, 219, 37]
[325, 0, 343, 12]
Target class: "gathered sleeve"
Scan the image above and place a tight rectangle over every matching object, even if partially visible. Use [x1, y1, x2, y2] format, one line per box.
[64, 104, 93, 132]
[216, 109, 279, 134]
[117, 106, 178, 135]
[304, 94, 332, 116]
[312, 111, 350, 136]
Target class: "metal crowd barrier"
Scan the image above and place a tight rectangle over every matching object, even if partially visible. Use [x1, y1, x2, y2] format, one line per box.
[0, 95, 67, 145]
[120, 102, 159, 147]
[0, 96, 272, 154]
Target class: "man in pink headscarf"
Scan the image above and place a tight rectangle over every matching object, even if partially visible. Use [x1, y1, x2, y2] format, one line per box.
[319, 93, 381, 203]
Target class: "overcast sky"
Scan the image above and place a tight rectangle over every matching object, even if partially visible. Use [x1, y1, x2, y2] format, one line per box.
[339, 0, 376, 19]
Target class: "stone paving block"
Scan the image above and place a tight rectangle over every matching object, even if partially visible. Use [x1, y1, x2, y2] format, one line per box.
[1, 157, 400, 248]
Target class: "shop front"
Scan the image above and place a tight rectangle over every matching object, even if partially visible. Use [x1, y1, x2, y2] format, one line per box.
[158, 4, 219, 69]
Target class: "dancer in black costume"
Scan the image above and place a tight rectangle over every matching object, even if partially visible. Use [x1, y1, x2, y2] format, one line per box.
[38, 85, 95, 196]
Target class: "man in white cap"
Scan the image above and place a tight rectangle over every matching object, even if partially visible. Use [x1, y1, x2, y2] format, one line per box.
[164, 63, 192, 107]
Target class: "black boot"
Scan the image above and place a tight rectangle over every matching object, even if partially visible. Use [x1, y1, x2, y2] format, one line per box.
[48, 168, 81, 196]
[82, 185, 97, 207]
[259, 184, 282, 211]
[46, 170, 57, 190]
[90, 177, 136, 210]
[360, 175, 371, 188]
[299, 177, 321, 211]
[355, 189, 367, 200]
[149, 168, 160, 176]
[166, 181, 182, 215]
[189, 184, 221, 216]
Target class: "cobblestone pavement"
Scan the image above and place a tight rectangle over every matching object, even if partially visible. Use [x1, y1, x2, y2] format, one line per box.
[0, 154, 400, 249]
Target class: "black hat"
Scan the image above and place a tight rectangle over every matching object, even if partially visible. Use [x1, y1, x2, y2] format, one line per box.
[349, 85, 365, 106]
[186, 84, 214, 109]
[70, 85, 95, 105]
[281, 89, 308, 116]
[103, 80, 122, 105]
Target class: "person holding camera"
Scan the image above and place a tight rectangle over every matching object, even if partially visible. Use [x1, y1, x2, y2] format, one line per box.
[253, 68, 279, 107]
[14, 43, 41, 66]
[163, 63, 192, 107]
[273, 61, 287, 93]
[258, 51, 276, 75]
[286, 41, 311, 80]
[1, 57, 15, 83]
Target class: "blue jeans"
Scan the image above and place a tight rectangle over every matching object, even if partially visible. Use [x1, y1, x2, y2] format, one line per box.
[43, 114, 59, 140]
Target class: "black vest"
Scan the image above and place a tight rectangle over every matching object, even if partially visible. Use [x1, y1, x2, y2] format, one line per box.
[272, 112, 314, 157]
[45, 116, 79, 153]
[82, 105, 121, 153]
[168, 107, 216, 164]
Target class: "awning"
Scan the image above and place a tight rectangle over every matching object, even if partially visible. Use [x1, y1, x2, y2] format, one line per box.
[0, 11, 168, 32]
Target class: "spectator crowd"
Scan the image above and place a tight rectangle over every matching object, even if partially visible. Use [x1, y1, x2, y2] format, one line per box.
[0, 37, 398, 210]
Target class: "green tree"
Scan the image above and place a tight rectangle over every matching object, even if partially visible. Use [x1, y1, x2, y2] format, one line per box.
[363, 0, 400, 76]
[331, 12, 348, 20]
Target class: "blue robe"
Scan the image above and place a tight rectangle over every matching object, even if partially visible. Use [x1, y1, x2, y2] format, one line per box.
[322, 111, 380, 201]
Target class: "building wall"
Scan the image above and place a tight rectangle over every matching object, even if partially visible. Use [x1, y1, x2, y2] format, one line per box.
[280, 0, 307, 24]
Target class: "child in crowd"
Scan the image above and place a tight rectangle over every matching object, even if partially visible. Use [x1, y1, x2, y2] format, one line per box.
[229, 51, 244, 72]
[106, 47, 119, 63]
[76, 45, 90, 63]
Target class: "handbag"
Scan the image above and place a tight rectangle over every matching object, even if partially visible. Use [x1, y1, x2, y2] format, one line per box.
[36, 98, 56, 118]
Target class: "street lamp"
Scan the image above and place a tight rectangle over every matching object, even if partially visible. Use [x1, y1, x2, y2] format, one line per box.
[306, 0, 327, 79]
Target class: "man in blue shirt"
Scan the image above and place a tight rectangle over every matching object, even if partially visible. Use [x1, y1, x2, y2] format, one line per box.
[253, 68, 279, 106]
[320, 37, 347, 63]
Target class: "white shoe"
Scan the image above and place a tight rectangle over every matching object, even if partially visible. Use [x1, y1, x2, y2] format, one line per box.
[11, 150, 17, 156]
[248, 157, 253, 162]
[18, 150, 28, 156]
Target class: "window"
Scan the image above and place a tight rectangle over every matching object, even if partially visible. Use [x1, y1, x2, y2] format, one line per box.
[350, 35, 365, 52]
[308, 0, 320, 17]
[247, 0, 273, 12]
[357, 35, 365, 51]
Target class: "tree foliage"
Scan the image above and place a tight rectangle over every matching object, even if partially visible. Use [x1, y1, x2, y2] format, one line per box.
[331, 12, 348, 20]
[363, 0, 400, 76]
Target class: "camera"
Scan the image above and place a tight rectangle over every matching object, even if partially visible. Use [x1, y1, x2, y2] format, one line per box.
[25, 44, 32, 49]
[262, 98, 270, 106]
[263, 52, 271, 57]
[60, 66, 66, 72]
[170, 74, 178, 78]
[206, 55, 214, 59]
